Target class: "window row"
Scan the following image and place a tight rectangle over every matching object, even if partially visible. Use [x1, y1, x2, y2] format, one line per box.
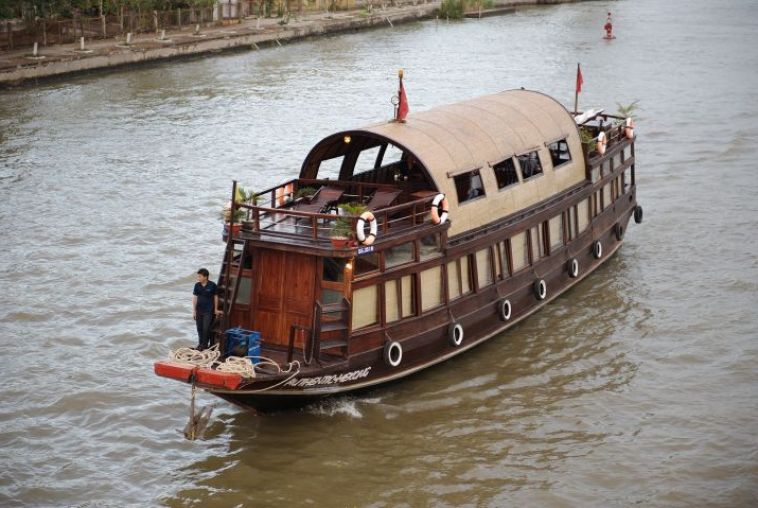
[454, 138, 573, 205]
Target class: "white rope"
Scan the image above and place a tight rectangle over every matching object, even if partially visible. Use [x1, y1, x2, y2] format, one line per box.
[169, 344, 220, 368]
[216, 356, 256, 378]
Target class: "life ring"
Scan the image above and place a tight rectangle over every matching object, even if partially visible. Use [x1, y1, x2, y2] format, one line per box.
[596, 131, 607, 155]
[448, 322, 464, 347]
[384, 341, 402, 367]
[355, 211, 377, 246]
[533, 279, 547, 301]
[593, 240, 603, 259]
[634, 205, 643, 224]
[276, 182, 293, 206]
[615, 223, 624, 241]
[498, 299, 512, 321]
[624, 117, 635, 139]
[430, 193, 449, 225]
[568, 258, 579, 278]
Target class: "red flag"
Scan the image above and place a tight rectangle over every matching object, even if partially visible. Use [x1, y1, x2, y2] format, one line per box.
[397, 76, 409, 122]
[575, 64, 584, 93]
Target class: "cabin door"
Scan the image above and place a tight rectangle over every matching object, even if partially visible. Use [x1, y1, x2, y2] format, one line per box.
[253, 249, 317, 347]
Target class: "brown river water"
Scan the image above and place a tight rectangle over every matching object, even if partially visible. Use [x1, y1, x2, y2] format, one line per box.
[1, 0, 757, 506]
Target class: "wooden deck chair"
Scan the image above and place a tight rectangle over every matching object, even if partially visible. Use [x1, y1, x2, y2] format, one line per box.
[365, 189, 402, 211]
[294, 186, 345, 213]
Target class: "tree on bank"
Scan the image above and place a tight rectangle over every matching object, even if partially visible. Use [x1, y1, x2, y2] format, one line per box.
[1, 1, 218, 19]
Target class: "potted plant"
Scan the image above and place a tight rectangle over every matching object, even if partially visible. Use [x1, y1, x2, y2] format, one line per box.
[616, 100, 639, 139]
[221, 203, 245, 240]
[329, 217, 353, 248]
[295, 186, 317, 201]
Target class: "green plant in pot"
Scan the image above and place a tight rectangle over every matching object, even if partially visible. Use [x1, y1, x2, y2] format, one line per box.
[295, 186, 317, 201]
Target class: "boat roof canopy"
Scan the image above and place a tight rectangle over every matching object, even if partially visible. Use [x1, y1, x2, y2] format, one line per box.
[299, 89, 586, 236]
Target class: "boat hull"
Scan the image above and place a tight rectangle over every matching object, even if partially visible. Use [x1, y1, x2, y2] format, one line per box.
[205, 200, 635, 412]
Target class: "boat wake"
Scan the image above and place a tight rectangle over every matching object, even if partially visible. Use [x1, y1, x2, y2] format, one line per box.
[305, 396, 383, 418]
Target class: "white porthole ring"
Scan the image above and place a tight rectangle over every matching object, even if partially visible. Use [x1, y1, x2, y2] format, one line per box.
[430, 193, 449, 225]
[384, 340, 402, 368]
[534, 279, 547, 301]
[568, 258, 579, 278]
[593, 240, 603, 259]
[498, 299, 512, 321]
[356, 211, 377, 245]
[449, 322, 464, 347]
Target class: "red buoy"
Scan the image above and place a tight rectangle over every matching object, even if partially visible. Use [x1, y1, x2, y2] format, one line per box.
[604, 12, 615, 40]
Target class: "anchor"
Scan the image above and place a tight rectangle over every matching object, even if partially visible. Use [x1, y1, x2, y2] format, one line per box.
[184, 380, 214, 440]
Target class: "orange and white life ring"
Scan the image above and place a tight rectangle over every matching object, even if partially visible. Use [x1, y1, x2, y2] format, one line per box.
[355, 211, 377, 245]
[596, 131, 607, 155]
[624, 117, 635, 139]
[276, 182, 294, 206]
[430, 193, 449, 224]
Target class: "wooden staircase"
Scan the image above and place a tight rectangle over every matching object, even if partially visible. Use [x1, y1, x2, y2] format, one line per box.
[314, 299, 350, 359]
[212, 234, 247, 350]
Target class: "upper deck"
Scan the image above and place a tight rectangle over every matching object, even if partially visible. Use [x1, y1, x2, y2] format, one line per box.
[230, 91, 634, 253]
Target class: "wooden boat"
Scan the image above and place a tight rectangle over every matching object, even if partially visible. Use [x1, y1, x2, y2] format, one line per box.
[155, 88, 642, 412]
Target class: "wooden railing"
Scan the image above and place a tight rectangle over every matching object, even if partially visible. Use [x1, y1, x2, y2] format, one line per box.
[236, 179, 440, 246]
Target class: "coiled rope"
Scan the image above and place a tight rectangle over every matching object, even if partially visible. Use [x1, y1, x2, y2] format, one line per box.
[169, 344, 220, 368]
[168, 345, 301, 385]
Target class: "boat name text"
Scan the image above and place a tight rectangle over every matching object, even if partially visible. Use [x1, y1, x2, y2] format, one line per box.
[284, 367, 372, 388]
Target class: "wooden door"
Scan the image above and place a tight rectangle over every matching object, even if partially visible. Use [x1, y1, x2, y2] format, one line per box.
[253, 249, 317, 347]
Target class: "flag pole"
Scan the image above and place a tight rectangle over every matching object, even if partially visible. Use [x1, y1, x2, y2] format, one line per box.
[574, 63, 580, 114]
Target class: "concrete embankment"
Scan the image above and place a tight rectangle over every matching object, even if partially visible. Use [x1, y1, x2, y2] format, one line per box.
[0, 0, 587, 87]
[0, 4, 439, 87]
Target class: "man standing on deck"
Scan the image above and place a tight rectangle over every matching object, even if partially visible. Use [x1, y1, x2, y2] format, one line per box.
[193, 268, 221, 350]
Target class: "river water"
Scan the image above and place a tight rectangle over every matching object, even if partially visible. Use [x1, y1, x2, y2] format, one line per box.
[1, 0, 756, 506]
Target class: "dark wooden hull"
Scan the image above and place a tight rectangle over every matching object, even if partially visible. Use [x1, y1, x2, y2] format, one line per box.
[208, 191, 636, 413]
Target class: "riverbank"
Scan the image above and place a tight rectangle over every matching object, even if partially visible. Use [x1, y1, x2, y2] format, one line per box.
[0, 3, 440, 88]
[0, 0, 586, 88]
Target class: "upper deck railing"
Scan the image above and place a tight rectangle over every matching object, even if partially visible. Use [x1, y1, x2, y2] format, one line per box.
[230, 178, 442, 248]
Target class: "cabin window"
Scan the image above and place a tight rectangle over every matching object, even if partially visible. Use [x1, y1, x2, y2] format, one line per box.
[323, 257, 346, 282]
[419, 234, 442, 261]
[498, 241, 511, 278]
[447, 256, 472, 300]
[447, 261, 461, 300]
[530, 225, 546, 261]
[517, 151, 543, 180]
[493, 243, 504, 279]
[227, 276, 252, 305]
[476, 248, 494, 289]
[547, 139, 571, 168]
[510, 232, 529, 272]
[548, 215, 563, 252]
[593, 190, 601, 216]
[355, 252, 380, 276]
[353, 146, 382, 174]
[493, 157, 519, 189]
[567, 205, 578, 241]
[400, 275, 416, 318]
[318, 155, 344, 179]
[454, 169, 485, 204]
[384, 242, 414, 269]
[352, 285, 378, 329]
[385, 279, 400, 323]
[420, 266, 443, 312]
[613, 153, 623, 170]
[382, 144, 405, 166]
[321, 288, 343, 306]
[578, 198, 590, 233]
[603, 183, 612, 209]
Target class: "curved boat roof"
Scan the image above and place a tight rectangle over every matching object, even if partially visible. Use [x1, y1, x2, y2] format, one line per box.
[300, 89, 586, 237]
